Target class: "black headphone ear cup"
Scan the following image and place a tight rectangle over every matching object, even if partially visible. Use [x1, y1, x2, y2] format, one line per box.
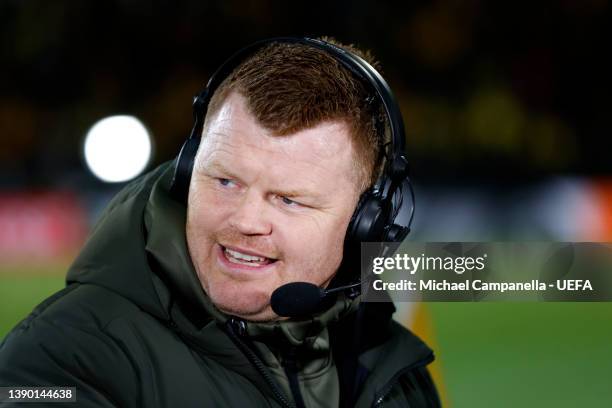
[347, 194, 387, 243]
[382, 177, 415, 242]
[384, 224, 409, 242]
[170, 92, 208, 203]
[170, 137, 201, 203]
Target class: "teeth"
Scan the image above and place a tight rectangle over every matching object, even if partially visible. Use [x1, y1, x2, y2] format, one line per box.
[224, 248, 269, 265]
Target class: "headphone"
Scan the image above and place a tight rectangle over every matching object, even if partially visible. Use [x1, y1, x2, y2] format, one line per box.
[170, 37, 415, 246]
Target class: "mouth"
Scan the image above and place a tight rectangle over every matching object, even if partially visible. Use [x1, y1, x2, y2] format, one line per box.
[219, 244, 278, 267]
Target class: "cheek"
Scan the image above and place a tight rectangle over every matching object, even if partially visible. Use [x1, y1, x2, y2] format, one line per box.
[188, 188, 230, 232]
[186, 192, 230, 266]
[281, 214, 351, 279]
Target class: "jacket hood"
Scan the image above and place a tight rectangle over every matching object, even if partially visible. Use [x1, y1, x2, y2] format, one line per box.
[66, 164, 171, 321]
[67, 162, 357, 343]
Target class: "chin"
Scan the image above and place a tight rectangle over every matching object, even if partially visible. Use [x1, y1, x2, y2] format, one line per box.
[226, 307, 279, 322]
[209, 285, 275, 321]
[217, 303, 278, 322]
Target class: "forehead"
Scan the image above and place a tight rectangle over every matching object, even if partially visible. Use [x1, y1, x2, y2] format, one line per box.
[197, 93, 360, 192]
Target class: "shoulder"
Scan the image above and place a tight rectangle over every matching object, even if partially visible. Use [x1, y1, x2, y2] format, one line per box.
[358, 302, 434, 361]
[0, 284, 143, 407]
[8, 282, 145, 335]
[387, 319, 434, 354]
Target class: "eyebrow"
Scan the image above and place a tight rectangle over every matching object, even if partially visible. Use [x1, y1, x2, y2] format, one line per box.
[274, 188, 316, 199]
[206, 161, 237, 178]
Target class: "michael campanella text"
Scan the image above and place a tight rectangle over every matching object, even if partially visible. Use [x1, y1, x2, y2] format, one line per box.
[373, 279, 593, 292]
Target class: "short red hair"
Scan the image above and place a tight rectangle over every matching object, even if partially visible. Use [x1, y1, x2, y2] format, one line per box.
[205, 37, 387, 192]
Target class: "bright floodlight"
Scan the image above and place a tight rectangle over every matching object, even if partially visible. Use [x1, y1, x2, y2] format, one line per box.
[84, 115, 152, 183]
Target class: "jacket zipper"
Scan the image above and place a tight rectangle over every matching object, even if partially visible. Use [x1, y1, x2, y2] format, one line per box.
[281, 346, 306, 408]
[372, 353, 435, 408]
[225, 318, 296, 408]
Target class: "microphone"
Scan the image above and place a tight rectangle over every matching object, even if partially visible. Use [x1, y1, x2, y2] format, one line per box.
[270, 281, 361, 318]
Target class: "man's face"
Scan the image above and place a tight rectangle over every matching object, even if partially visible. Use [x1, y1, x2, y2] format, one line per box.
[186, 92, 361, 321]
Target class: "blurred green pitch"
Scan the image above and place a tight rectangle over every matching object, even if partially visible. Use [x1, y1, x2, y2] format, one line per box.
[1, 272, 612, 407]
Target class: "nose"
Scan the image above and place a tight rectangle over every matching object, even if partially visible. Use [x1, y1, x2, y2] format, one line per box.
[229, 190, 273, 236]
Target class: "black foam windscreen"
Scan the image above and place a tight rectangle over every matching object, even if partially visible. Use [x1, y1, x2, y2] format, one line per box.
[270, 282, 325, 317]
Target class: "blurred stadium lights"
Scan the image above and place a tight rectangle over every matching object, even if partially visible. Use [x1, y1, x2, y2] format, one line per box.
[83, 115, 153, 183]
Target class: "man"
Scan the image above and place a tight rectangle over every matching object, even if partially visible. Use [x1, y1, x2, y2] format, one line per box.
[0, 38, 440, 407]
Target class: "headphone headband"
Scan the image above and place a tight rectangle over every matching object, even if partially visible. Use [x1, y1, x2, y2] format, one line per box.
[197, 38, 407, 158]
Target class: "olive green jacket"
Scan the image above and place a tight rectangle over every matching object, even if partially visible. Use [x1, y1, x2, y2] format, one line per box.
[0, 162, 440, 407]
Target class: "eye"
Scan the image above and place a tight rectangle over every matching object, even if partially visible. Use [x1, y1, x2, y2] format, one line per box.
[280, 196, 300, 207]
[218, 178, 236, 187]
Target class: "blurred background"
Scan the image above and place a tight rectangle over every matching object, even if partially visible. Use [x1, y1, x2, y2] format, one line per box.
[1, 0, 611, 406]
